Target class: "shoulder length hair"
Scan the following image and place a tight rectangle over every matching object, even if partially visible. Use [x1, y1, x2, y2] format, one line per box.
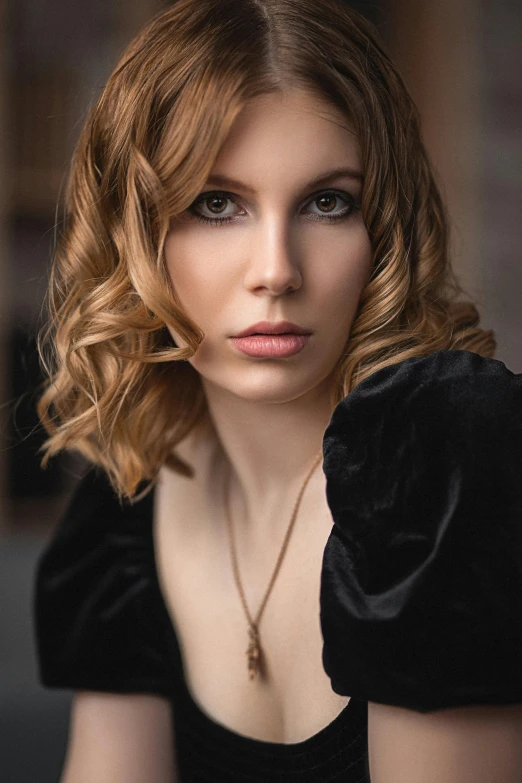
[37, 0, 495, 498]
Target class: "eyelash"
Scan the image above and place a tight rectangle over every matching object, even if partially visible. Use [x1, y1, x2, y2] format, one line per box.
[188, 189, 360, 227]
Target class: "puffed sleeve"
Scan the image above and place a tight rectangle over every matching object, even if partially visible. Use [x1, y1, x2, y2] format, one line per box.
[320, 348, 522, 713]
[33, 467, 173, 698]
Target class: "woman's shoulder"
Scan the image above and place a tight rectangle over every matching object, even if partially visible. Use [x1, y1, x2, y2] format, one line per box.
[35, 467, 156, 597]
[320, 349, 522, 713]
[33, 466, 172, 697]
[39, 466, 155, 556]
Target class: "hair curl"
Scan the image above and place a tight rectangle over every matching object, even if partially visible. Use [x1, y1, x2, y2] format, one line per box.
[37, 0, 495, 499]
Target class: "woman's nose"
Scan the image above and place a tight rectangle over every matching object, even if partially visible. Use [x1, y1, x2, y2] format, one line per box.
[243, 217, 302, 296]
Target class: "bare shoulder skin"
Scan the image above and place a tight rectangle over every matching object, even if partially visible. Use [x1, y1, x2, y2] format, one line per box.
[368, 701, 522, 783]
[61, 692, 177, 783]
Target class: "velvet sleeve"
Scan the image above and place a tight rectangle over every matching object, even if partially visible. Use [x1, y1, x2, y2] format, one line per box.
[320, 349, 522, 713]
[33, 467, 173, 698]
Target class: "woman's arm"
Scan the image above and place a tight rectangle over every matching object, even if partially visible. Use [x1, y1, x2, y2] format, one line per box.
[61, 691, 178, 783]
[367, 701, 522, 783]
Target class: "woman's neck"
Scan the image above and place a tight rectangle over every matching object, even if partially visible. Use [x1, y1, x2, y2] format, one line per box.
[195, 375, 336, 536]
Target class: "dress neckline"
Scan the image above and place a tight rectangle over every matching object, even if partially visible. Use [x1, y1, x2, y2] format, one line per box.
[140, 482, 360, 752]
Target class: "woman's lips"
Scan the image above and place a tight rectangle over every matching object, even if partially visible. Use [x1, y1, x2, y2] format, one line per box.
[229, 334, 311, 358]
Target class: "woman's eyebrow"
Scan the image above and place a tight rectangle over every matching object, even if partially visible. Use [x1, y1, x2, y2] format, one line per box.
[204, 166, 364, 195]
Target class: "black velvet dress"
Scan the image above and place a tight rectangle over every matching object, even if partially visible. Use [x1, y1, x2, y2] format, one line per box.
[33, 349, 522, 781]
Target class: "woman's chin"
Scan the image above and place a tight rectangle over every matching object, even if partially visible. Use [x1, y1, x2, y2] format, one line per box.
[198, 366, 336, 406]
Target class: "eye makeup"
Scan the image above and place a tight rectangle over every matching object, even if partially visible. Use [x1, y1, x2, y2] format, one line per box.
[188, 189, 361, 227]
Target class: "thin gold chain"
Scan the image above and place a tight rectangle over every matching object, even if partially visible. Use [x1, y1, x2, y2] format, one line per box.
[224, 448, 324, 679]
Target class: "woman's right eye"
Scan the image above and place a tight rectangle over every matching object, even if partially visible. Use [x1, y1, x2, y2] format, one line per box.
[188, 191, 243, 226]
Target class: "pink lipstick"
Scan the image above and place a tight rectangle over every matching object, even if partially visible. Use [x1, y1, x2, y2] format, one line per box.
[230, 321, 312, 358]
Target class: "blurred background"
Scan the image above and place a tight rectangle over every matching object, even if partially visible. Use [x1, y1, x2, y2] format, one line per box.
[0, 0, 520, 780]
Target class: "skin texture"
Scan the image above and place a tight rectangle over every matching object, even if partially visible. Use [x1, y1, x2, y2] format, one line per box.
[62, 693, 177, 782]
[164, 88, 373, 535]
[367, 701, 522, 783]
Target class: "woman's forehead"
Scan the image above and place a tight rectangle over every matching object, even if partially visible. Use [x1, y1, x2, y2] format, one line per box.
[206, 89, 363, 193]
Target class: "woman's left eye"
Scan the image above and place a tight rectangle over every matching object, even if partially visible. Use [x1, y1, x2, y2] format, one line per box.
[305, 192, 359, 221]
[188, 190, 360, 226]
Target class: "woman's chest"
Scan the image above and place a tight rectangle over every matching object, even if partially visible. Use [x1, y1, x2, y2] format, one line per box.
[153, 469, 349, 744]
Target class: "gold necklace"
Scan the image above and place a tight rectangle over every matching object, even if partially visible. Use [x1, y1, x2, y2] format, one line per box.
[224, 449, 324, 680]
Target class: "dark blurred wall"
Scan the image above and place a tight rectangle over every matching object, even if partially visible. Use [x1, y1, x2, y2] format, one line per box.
[0, 0, 9, 523]
[386, 0, 522, 370]
[480, 0, 522, 366]
[3, 0, 169, 529]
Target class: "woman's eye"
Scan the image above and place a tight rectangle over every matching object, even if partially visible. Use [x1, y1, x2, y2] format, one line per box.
[188, 189, 359, 226]
[189, 192, 243, 225]
[305, 192, 359, 221]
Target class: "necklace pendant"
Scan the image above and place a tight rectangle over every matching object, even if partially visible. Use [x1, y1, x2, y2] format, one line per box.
[247, 625, 261, 680]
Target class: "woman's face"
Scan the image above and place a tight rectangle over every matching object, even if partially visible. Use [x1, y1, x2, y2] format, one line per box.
[164, 88, 372, 404]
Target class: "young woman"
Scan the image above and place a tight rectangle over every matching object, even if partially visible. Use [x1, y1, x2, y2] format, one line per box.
[33, 1, 522, 781]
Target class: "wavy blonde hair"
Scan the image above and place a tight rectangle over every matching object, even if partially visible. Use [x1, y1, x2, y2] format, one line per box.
[37, 0, 495, 499]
